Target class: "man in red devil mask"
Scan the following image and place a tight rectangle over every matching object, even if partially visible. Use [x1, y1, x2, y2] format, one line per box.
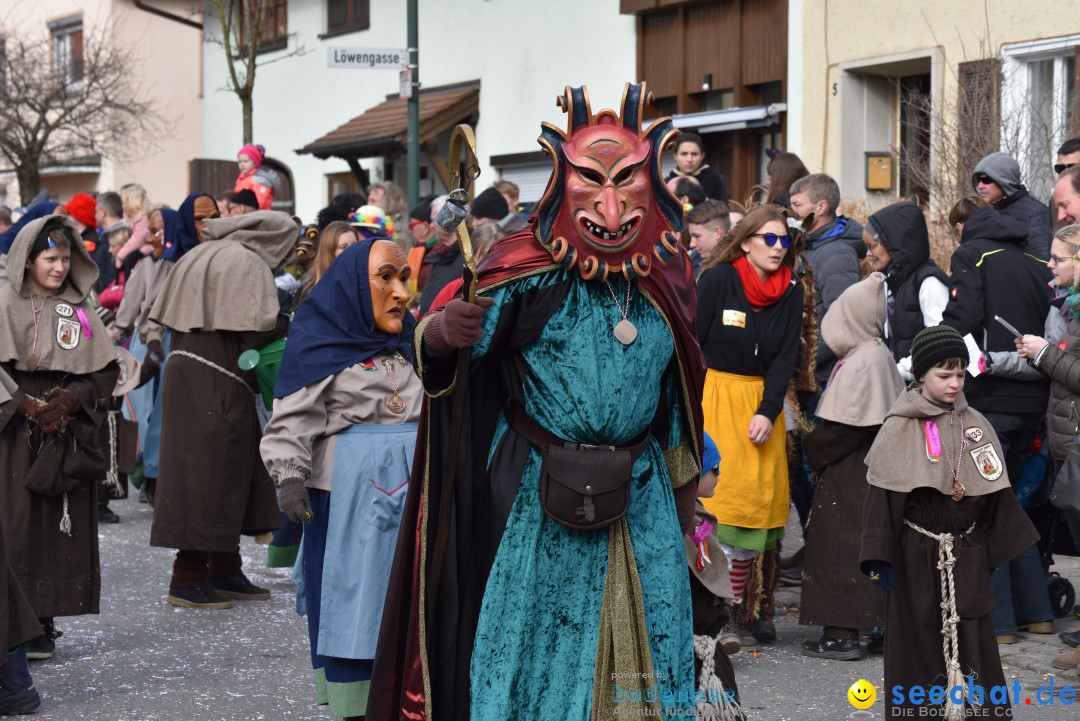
[368, 83, 706, 721]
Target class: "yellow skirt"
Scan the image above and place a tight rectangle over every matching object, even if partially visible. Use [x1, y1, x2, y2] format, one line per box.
[700, 369, 789, 530]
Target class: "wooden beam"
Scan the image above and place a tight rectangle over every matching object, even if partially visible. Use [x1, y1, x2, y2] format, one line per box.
[345, 157, 369, 189]
[424, 143, 453, 190]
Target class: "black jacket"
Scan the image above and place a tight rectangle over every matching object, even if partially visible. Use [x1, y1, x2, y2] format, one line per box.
[866, 202, 948, 361]
[697, 262, 803, 421]
[997, 189, 1051, 260]
[418, 244, 463, 316]
[941, 206, 1051, 415]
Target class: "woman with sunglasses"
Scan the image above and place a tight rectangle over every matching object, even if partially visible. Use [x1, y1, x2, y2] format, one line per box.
[696, 205, 803, 644]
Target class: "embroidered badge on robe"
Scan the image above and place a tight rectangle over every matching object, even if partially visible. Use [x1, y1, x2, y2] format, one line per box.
[722, 310, 746, 328]
[969, 442, 1003, 480]
[57, 317, 81, 349]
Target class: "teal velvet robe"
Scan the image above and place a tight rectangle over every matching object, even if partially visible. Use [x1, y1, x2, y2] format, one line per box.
[458, 271, 696, 718]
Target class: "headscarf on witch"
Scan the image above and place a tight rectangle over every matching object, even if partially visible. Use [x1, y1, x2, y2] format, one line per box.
[274, 238, 415, 398]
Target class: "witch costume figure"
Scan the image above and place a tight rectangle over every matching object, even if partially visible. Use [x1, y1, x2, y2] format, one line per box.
[0, 215, 119, 659]
[368, 83, 705, 721]
[148, 211, 291, 609]
[260, 238, 419, 720]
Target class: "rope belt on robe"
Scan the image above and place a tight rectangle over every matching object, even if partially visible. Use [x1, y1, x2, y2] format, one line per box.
[104, 410, 123, 497]
[168, 350, 256, 398]
[902, 519, 977, 721]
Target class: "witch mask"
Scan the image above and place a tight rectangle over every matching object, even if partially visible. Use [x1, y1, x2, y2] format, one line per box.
[535, 83, 684, 282]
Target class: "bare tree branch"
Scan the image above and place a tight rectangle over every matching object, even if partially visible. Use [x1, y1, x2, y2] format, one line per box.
[203, 0, 307, 144]
[0, 27, 167, 204]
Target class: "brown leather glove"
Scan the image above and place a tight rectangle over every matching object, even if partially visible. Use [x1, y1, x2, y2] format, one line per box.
[423, 297, 495, 354]
[37, 387, 80, 433]
[138, 357, 160, 387]
[276, 476, 313, 524]
[146, 340, 165, 364]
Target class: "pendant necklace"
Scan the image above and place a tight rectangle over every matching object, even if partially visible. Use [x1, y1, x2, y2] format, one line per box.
[383, 356, 406, 414]
[27, 293, 45, 372]
[604, 278, 638, 345]
[941, 411, 968, 501]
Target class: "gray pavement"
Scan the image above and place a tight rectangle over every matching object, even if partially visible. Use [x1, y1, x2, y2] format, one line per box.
[20, 499, 1080, 720]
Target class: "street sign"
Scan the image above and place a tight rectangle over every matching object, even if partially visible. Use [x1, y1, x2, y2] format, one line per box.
[327, 47, 408, 70]
[399, 69, 413, 100]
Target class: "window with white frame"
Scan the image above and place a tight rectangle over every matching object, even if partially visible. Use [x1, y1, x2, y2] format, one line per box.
[48, 14, 83, 87]
[1002, 35, 1080, 201]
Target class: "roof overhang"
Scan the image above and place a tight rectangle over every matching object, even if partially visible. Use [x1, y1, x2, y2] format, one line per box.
[297, 81, 480, 160]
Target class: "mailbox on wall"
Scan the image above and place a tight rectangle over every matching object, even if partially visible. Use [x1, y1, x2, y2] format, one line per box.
[865, 152, 893, 192]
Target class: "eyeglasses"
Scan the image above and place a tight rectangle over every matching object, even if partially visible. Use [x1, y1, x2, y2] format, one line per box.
[1048, 254, 1077, 266]
[1055, 162, 1078, 175]
[974, 175, 995, 186]
[751, 232, 793, 248]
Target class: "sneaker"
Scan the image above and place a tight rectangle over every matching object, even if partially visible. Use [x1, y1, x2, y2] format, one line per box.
[0, 647, 41, 715]
[98, 504, 120, 524]
[1017, 621, 1054, 634]
[719, 631, 741, 656]
[746, 619, 776, 644]
[209, 572, 271, 601]
[24, 634, 54, 661]
[867, 632, 884, 655]
[167, 583, 233, 609]
[778, 568, 802, 586]
[1052, 646, 1080, 670]
[801, 637, 865, 661]
[996, 633, 1018, 645]
[1060, 630, 1080, 648]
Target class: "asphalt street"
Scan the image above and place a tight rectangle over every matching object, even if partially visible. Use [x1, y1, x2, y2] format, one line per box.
[18, 498, 1080, 720]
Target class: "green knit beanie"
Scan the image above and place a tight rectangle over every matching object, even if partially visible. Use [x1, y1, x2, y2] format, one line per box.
[910, 325, 969, 380]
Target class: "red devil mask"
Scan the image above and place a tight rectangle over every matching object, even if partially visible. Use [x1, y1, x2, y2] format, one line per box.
[534, 83, 684, 281]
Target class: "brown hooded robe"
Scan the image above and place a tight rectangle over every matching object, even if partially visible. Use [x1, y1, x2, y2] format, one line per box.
[0, 215, 119, 618]
[800, 273, 903, 630]
[148, 212, 294, 552]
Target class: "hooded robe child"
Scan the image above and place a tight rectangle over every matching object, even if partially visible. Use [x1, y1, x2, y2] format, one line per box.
[0, 215, 119, 619]
[800, 273, 903, 648]
[148, 211, 292, 591]
[861, 371, 1040, 719]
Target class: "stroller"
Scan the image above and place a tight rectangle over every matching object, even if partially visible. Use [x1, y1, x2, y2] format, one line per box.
[1016, 435, 1078, 619]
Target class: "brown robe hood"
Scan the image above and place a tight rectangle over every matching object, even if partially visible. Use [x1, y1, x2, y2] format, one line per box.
[865, 385, 1012, 497]
[0, 215, 115, 374]
[816, 272, 904, 427]
[150, 211, 296, 334]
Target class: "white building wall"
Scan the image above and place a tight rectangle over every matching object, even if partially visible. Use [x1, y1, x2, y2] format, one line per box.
[201, 0, 636, 221]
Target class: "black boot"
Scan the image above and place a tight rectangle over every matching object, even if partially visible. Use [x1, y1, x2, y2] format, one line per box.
[0, 646, 42, 715]
[27, 619, 62, 661]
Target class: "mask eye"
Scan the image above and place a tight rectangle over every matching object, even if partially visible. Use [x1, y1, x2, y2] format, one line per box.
[613, 167, 634, 185]
[577, 168, 605, 185]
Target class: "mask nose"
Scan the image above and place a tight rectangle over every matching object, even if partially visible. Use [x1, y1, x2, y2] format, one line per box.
[597, 185, 622, 232]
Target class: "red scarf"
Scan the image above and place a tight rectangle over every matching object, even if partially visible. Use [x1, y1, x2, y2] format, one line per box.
[733, 256, 791, 306]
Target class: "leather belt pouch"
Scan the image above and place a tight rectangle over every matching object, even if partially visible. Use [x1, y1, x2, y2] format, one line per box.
[538, 443, 631, 531]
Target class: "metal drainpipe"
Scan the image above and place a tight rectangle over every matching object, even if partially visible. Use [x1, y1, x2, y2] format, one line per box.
[131, 0, 203, 30]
